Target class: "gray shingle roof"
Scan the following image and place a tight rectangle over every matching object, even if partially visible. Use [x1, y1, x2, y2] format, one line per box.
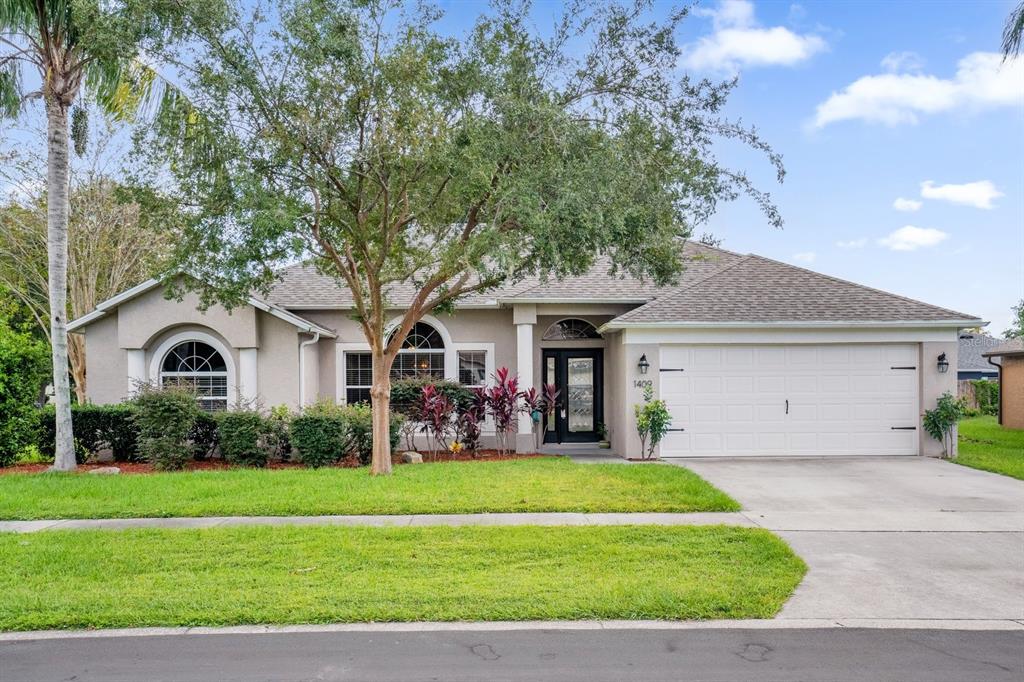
[983, 338, 1024, 357]
[959, 333, 1005, 370]
[611, 254, 980, 324]
[265, 243, 981, 326]
[266, 242, 740, 308]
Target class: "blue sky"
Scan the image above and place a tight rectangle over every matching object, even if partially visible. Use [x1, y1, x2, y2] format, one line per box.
[642, 0, 1023, 333]
[3, 0, 1020, 331]
[444, 0, 1024, 332]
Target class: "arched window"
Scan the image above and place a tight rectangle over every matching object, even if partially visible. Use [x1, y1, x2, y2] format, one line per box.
[542, 319, 601, 340]
[160, 340, 229, 411]
[389, 321, 445, 380]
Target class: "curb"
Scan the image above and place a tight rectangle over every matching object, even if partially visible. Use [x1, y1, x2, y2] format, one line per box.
[2, 619, 1022, 641]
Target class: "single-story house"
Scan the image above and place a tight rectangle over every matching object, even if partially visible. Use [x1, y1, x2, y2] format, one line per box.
[958, 333, 1002, 381]
[982, 339, 1024, 430]
[69, 243, 984, 458]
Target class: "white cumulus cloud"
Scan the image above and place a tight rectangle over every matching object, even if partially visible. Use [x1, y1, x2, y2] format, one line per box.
[684, 0, 827, 72]
[813, 52, 1024, 127]
[880, 51, 925, 73]
[920, 180, 1003, 210]
[792, 251, 817, 263]
[836, 238, 867, 248]
[877, 226, 949, 251]
[893, 197, 922, 212]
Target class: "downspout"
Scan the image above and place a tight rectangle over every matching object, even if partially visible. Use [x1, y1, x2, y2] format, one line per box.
[298, 331, 320, 408]
[987, 355, 1003, 425]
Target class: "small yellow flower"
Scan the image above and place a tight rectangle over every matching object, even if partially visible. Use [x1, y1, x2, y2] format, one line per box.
[449, 442, 463, 453]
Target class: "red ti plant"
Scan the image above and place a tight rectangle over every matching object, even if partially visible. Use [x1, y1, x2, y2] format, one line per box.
[416, 384, 455, 455]
[520, 386, 544, 450]
[457, 387, 488, 457]
[541, 382, 561, 443]
[485, 367, 520, 455]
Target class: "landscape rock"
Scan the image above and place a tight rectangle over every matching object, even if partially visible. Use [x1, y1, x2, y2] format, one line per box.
[87, 466, 121, 475]
[401, 452, 423, 464]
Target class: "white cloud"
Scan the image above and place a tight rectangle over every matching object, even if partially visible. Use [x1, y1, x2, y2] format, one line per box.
[684, 0, 827, 72]
[813, 52, 1024, 127]
[920, 180, 1003, 210]
[880, 51, 925, 73]
[836, 238, 867, 248]
[892, 197, 922, 212]
[877, 226, 949, 251]
[792, 251, 817, 263]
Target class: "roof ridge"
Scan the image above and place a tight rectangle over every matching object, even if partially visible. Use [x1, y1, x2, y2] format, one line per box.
[614, 254, 755, 322]
[746, 254, 979, 320]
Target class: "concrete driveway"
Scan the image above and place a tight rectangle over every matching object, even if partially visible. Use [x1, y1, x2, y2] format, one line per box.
[678, 457, 1024, 622]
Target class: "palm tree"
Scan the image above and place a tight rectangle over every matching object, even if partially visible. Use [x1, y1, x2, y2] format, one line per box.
[1004, 1, 1024, 58]
[0, 0, 206, 470]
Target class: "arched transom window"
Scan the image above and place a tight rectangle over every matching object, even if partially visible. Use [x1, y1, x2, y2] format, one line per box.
[542, 319, 601, 340]
[160, 341, 229, 411]
[389, 321, 445, 380]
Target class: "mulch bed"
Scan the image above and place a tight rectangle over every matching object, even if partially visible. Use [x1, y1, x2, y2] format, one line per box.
[1, 451, 549, 475]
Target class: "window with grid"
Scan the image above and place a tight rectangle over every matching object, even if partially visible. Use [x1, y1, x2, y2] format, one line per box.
[344, 352, 373, 404]
[159, 341, 229, 411]
[458, 350, 486, 386]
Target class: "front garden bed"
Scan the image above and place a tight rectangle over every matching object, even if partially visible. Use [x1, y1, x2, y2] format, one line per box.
[0, 525, 804, 630]
[0, 457, 739, 519]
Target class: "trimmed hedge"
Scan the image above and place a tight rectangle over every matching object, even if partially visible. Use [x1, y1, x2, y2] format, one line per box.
[216, 411, 269, 467]
[340, 403, 403, 466]
[132, 385, 199, 471]
[36, 404, 139, 464]
[0, 327, 49, 467]
[391, 378, 473, 415]
[189, 412, 220, 460]
[290, 413, 347, 468]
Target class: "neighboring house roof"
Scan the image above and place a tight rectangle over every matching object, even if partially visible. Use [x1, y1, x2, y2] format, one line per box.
[606, 254, 981, 327]
[67, 278, 337, 338]
[959, 333, 1005, 371]
[983, 338, 1024, 358]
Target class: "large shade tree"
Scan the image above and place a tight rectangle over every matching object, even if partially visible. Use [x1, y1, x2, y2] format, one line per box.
[0, 0, 218, 469]
[152, 0, 784, 474]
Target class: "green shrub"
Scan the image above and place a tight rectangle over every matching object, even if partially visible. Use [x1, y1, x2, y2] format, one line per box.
[339, 403, 404, 466]
[0, 326, 49, 467]
[189, 412, 220, 460]
[132, 385, 199, 470]
[34, 405, 90, 465]
[265, 405, 292, 460]
[923, 391, 968, 458]
[971, 380, 999, 417]
[634, 385, 672, 460]
[391, 378, 473, 415]
[290, 412, 347, 468]
[216, 411, 269, 467]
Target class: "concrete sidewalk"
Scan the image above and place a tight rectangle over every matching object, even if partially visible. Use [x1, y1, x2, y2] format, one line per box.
[0, 511, 752, 533]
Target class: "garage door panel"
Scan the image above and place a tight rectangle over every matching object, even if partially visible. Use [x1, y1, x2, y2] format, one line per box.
[659, 343, 919, 457]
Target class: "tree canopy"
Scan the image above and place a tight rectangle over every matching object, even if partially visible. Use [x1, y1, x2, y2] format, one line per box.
[150, 0, 785, 472]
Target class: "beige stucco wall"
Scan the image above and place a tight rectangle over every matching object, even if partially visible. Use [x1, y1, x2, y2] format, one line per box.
[83, 311, 129, 404]
[998, 357, 1024, 430]
[117, 285, 257, 349]
[920, 340, 959, 457]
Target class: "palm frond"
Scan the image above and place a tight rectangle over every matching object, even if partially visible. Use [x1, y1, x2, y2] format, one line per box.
[1004, 1, 1024, 58]
[0, 0, 38, 33]
[0, 58, 20, 117]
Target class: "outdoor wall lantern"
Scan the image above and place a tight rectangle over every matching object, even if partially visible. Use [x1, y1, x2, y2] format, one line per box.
[936, 353, 949, 374]
[637, 354, 650, 375]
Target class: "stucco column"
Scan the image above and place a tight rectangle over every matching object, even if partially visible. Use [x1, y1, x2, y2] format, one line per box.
[920, 340, 958, 457]
[238, 347, 258, 407]
[513, 304, 537, 452]
[126, 348, 146, 398]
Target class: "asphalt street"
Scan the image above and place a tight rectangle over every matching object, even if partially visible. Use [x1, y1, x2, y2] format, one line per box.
[2, 628, 1021, 682]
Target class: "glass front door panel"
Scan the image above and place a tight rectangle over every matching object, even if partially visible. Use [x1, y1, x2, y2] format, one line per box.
[546, 357, 556, 432]
[567, 358, 594, 433]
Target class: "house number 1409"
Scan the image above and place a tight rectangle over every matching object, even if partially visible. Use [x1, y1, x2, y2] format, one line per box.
[633, 379, 652, 389]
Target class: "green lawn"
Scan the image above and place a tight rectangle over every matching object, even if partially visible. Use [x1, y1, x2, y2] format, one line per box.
[957, 416, 1024, 480]
[0, 458, 739, 519]
[0, 525, 804, 630]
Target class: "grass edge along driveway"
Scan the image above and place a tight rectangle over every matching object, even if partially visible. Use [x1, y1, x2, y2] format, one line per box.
[0, 525, 805, 631]
[956, 416, 1024, 481]
[0, 458, 739, 520]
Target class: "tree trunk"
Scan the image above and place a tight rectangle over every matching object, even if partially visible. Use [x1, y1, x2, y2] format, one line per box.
[369, 349, 394, 475]
[46, 101, 76, 471]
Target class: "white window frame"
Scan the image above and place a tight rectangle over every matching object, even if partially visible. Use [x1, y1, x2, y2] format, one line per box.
[148, 330, 237, 409]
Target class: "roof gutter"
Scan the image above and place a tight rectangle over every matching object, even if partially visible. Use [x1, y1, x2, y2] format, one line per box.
[600, 319, 987, 332]
[298, 331, 320, 408]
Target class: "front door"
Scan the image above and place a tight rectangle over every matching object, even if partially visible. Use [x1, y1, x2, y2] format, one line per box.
[543, 349, 603, 443]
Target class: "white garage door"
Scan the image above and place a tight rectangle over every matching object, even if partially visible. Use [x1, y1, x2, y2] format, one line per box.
[659, 344, 920, 457]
